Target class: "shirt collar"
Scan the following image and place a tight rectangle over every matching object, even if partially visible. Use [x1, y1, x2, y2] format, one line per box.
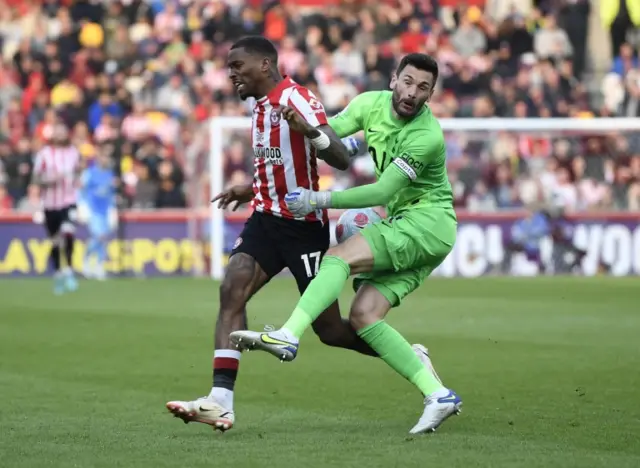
[257, 76, 293, 103]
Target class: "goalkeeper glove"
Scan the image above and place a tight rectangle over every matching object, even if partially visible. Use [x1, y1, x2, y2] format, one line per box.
[284, 187, 331, 217]
[341, 137, 360, 157]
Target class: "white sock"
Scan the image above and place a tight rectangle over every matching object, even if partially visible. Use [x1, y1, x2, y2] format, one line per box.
[209, 387, 234, 409]
[209, 349, 241, 409]
[63, 266, 72, 275]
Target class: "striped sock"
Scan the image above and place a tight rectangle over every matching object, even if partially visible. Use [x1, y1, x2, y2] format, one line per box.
[210, 349, 241, 409]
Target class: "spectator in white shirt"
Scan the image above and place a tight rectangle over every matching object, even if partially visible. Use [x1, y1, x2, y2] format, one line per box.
[451, 17, 486, 58]
[534, 15, 573, 60]
[279, 36, 305, 77]
[154, 3, 184, 44]
[332, 41, 365, 82]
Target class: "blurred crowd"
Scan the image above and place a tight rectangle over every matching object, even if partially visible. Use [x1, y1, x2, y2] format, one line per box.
[0, 0, 639, 214]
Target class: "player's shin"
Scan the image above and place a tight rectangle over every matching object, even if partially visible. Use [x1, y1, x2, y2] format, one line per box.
[50, 243, 62, 272]
[64, 233, 75, 267]
[83, 238, 96, 277]
[282, 255, 351, 339]
[210, 349, 241, 410]
[211, 265, 258, 408]
[96, 238, 107, 264]
[313, 318, 378, 357]
[85, 238, 98, 259]
[50, 238, 65, 294]
[357, 321, 445, 396]
[92, 238, 107, 279]
[61, 230, 78, 291]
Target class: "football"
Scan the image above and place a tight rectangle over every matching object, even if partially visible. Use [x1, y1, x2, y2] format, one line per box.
[335, 208, 383, 243]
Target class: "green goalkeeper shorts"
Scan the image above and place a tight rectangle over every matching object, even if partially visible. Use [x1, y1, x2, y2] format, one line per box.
[353, 207, 457, 307]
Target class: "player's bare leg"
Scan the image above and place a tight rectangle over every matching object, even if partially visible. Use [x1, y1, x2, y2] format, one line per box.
[49, 234, 65, 295]
[61, 222, 78, 292]
[166, 253, 269, 431]
[230, 234, 374, 359]
[312, 301, 378, 357]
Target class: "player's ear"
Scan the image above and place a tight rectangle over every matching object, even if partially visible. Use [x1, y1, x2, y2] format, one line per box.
[389, 73, 397, 89]
[261, 58, 271, 73]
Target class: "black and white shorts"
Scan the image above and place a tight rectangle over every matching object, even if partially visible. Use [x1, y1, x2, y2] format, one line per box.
[231, 211, 330, 293]
[43, 204, 77, 237]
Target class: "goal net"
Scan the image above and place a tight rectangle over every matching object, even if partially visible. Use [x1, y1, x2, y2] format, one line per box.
[208, 118, 640, 280]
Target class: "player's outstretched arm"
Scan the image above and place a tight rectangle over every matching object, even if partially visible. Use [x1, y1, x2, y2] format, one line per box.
[285, 163, 411, 216]
[330, 162, 410, 208]
[285, 133, 439, 216]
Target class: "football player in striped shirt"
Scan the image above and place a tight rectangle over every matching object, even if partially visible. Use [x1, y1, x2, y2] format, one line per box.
[32, 123, 81, 295]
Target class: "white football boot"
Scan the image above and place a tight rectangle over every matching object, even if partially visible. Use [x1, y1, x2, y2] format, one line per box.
[409, 344, 462, 434]
[166, 397, 234, 432]
[409, 388, 462, 434]
[94, 263, 107, 281]
[229, 329, 299, 362]
[82, 263, 95, 280]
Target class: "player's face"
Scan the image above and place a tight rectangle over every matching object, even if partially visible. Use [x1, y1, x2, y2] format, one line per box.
[390, 65, 435, 118]
[52, 124, 69, 144]
[227, 47, 268, 100]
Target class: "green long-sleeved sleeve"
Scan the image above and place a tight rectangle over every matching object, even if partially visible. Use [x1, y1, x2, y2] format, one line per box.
[330, 163, 410, 209]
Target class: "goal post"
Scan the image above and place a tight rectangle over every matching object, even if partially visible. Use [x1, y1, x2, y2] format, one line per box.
[209, 117, 252, 279]
[209, 117, 640, 280]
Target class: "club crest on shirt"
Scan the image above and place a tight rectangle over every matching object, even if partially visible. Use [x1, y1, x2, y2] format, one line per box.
[308, 98, 322, 110]
[270, 109, 280, 126]
[308, 98, 325, 115]
[233, 237, 243, 250]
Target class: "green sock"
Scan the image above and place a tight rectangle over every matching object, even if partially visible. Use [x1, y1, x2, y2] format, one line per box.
[282, 256, 350, 338]
[357, 321, 444, 396]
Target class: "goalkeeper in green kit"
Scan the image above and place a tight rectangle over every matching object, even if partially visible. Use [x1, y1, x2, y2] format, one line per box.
[230, 53, 462, 434]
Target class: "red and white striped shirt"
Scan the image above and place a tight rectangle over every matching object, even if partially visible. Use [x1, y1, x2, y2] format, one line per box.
[250, 76, 328, 223]
[33, 145, 80, 210]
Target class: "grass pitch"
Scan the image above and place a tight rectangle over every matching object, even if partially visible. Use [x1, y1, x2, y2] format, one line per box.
[0, 277, 639, 468]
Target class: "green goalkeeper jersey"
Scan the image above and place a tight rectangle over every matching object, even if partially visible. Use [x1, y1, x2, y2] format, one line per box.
[329, 91, 453, 216]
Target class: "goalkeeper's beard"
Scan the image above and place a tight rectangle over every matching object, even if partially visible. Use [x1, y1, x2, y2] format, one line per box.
[392, 89, 422, 118]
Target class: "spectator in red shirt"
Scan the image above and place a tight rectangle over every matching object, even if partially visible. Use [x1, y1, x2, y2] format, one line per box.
[0, 184, 14, 213]
[1, 98, 27, 145]
[401, 18, 428, 54]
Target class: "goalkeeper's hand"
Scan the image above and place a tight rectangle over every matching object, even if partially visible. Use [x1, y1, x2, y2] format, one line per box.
[284, 187, 331, 217]
[341, 137, 359, 157]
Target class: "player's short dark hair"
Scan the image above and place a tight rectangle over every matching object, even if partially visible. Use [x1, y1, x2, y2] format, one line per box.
[396, 53, 439, 88]
[230, 36, 278, 66]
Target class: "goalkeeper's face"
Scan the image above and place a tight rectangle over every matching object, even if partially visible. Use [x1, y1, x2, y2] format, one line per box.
[391, 65, 435, 118]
